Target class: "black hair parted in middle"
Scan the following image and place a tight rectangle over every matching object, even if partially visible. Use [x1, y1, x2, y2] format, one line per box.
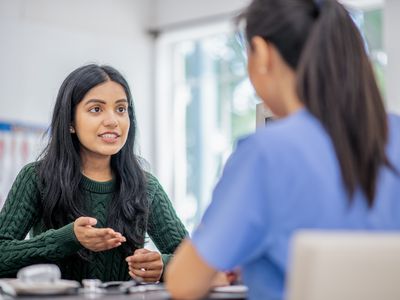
[38, 64, 148, 257]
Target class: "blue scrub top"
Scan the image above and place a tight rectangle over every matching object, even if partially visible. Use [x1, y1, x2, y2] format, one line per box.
[192, 108, 400, 300]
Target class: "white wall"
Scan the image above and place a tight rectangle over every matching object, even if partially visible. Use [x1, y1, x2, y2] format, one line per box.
[0, 0, 155, 162]
[384, 0, 400, 114]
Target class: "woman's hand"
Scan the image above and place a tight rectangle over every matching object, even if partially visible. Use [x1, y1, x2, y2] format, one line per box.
[210, 272, 231, 287]
[210, 270, 240, 287]
[73, 217, 126, 252]
[126, 248, 163, 283]
[226, 270, 240, 284]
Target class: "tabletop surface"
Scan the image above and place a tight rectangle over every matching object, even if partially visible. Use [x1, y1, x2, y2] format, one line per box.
[0, 291, 246, 300]
[0, 279, 247, 300]
[0, 287, 246, 300]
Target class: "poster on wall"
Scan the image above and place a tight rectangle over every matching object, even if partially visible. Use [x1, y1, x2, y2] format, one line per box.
[0, 122, 46, 209]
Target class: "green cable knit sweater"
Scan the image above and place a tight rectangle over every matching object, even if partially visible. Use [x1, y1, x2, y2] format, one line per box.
[0, 162, 188, 281]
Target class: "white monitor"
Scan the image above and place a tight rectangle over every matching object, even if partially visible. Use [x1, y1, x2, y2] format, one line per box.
[256, 103, 274, 128]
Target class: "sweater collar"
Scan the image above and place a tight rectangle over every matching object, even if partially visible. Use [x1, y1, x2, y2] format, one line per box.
[80, 175, 116, 194]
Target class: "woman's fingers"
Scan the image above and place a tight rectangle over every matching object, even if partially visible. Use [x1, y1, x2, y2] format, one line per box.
[85, 228, 125, 243]
[128, 261, 163, 270]
[92, 237, 125, 251]
[129, 270, 160, 282]
[85, 227, 116, 238]
[129, 251, 161, 263]
[210, 272, 230, 287]
[74, 216, 126, 252]
[130, 268, 161, 278]
[126, 249, 164, 282]
[75, 216, 97, 227]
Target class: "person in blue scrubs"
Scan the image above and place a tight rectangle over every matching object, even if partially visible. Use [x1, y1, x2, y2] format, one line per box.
[165, 0, 400, 299]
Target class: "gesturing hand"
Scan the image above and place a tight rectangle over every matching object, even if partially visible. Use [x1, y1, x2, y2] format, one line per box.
[73, 217, 126, 252]
[126, 248, 163, 283]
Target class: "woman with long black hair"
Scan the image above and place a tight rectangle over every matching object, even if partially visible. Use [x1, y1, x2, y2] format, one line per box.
[166, 0, 400, 299]
[0, 64, 187, 282]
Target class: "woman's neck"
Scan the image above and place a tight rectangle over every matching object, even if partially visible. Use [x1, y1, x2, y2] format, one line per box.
[276, 68, 304, 117]
[81, 155, 113, 182]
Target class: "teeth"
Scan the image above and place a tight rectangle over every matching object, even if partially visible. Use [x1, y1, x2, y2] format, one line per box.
[101, 134, 117, 139]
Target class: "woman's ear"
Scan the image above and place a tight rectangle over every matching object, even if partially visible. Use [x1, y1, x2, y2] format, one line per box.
[250, 36, 271, 75]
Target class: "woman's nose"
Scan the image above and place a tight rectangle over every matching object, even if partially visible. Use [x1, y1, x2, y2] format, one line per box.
[102, 112, 118, 127]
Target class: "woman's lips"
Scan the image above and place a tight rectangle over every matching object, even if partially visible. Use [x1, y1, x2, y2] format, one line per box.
[99, 133, 120, 143]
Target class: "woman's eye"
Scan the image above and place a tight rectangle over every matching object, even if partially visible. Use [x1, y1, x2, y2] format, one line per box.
[117, 106, 127, 113]
[89, 107, 101, 113]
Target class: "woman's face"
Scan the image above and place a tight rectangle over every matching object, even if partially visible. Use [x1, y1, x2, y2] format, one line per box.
[72, 80, 130, 161]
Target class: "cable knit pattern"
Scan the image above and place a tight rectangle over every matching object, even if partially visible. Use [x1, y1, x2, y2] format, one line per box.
[0, 162, 188, 281]
[146, 175, 188, 266]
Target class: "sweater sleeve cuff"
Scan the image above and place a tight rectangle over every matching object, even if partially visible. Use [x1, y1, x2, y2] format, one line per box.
[160, 253, 173, 282]
[161, 253, 172, 267]
[52, 223, 82, 253]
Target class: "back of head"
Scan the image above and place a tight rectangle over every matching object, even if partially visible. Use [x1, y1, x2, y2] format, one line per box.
[240, 0, 394, 205]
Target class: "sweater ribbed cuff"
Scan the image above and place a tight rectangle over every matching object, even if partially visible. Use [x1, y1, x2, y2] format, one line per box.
[161, 253, 172, 266]
[53, 223, 82, 253]
[160, 253, 173, 282]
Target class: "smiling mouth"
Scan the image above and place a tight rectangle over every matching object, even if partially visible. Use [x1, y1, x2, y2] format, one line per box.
[99, 133, 120, 139]
[98, 133, 121, 143]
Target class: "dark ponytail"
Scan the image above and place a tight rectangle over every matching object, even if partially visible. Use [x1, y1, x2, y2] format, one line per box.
[297, 0, 391, 206]
[240, 0, 394, 206]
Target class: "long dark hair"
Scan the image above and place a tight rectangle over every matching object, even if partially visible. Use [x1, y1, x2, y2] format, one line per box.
[239, 0, 394, 206]
[38, 64, 148, 255]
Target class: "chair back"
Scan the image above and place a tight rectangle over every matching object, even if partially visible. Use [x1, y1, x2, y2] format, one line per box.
[286, 231, 400, 300]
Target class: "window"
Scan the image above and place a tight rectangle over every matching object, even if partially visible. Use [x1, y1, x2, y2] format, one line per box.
[155, 22, 257, 232]
[350, 4, 386, 95]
